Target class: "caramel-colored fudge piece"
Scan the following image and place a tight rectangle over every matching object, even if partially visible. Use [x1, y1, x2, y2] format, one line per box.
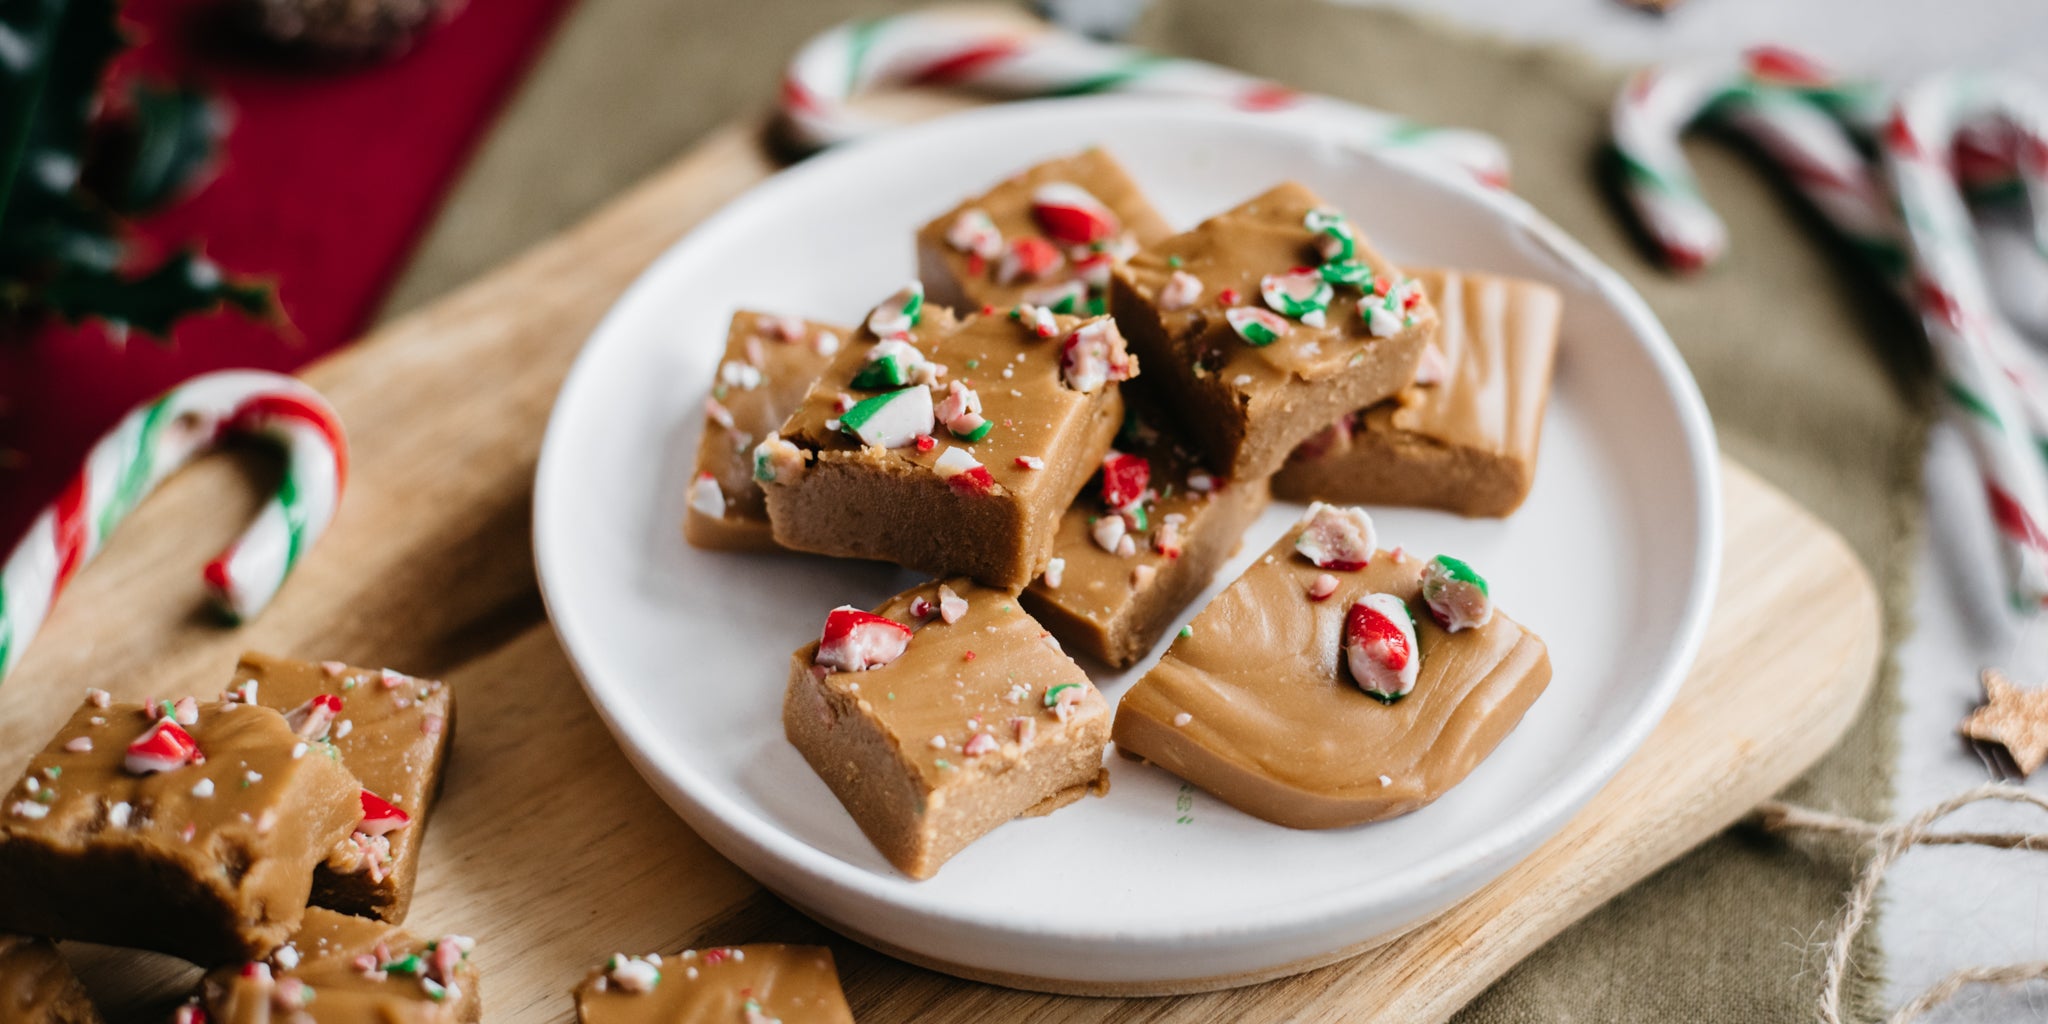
[785, 579, 1111, 879]
[1274, 268, 1563, 517]
[230, 653, 454, 924]
[1, 934, 100, 1023]
[576, 945, 851, 1024]
[1110, 182, 1437, 480]
[199, 907, 479, 1022]
[763, 297, 1131, 588]
[1113, 507, 1550, 828]
[1020, 409, 1270, 668]
[917, 148, 1174, 314]
[0, 698, 362, 964]
[685, 312, 847, 551]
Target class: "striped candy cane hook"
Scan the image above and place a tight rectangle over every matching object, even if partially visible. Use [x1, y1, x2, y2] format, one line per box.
[0, 370, 349, 681]
[777, 7, 1511, 189]
[1885, 76, 2048, 607]
[1611, 46, 1891, 272]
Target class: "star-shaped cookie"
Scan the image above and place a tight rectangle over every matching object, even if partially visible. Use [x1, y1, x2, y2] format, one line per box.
[1960, 669, 2048, 779]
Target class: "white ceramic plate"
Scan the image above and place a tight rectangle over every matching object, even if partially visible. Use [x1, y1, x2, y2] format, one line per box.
[534, 98, 1720, 993]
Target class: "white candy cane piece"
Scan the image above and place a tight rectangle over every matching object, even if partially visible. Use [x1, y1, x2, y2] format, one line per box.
[776, 8, 1508, 187]
[945, 208, 1004, 259]
[0, 371, 347, 683]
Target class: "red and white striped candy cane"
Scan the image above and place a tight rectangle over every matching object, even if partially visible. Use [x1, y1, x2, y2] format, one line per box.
[0, 370, 348, 681]
[778, 8, 1510, 188]
[1884, 76, 2048, 607]
[1611, 46, 1897, 272]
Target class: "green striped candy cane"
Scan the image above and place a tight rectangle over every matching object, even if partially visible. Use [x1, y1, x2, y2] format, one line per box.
[776, 7, 1509, 189]
[0, 370, 349, 682]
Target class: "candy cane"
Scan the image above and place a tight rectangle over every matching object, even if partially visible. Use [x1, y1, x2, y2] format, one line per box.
[0, 370, 348, 681]
[1611, 46, 1894, 272]
[1884, 76, 2048, 607]
[777, 8, 1510, 188]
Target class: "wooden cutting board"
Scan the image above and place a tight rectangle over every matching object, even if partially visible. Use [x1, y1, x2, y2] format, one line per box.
[0, 119, 1881, 1022]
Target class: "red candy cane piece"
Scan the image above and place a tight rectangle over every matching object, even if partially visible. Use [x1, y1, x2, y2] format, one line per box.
[1346, 594, 1420, 701]
[815, 607, 914, 672]
[1098, 451, 1150, 512]
[358, 790, 413, 836]
[0, 371, 348, 684]
[126, 717, 203, 775]
[1030, 183, 1120, 246]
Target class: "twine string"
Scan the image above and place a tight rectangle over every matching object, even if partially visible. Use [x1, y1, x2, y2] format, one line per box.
[1756, 783, 2048, 1024]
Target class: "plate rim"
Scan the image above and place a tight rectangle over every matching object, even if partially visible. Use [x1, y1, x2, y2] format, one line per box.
[533, 95, 1724, 950]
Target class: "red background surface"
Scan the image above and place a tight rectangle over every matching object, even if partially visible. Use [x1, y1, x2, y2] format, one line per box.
[0, 0, 575, 548]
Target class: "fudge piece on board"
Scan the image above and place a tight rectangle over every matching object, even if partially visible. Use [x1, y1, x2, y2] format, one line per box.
[197, 907, 479, 1023]
[0, 934, 101, 1024]
[1274, 267, 1563, 517]
[1110, 182, 1436, 480]
[685, 312, 847, 551]
[576, 945, 852, 1024]
[1113, 505, 1550, 829]
[785, 579, 1111, 879]
[1020, 408, 1269, 668]
[0, 697, 361, 964]
[230, 653, 455, 924]
[917, 148, 1173, 315]
[762, 287, 1132, 588]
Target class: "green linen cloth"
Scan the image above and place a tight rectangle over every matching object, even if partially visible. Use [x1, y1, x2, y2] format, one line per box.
[389, 2, 1927, 1018]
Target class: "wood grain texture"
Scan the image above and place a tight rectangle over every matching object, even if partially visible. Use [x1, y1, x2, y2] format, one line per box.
[0, 120, 1879, 1022]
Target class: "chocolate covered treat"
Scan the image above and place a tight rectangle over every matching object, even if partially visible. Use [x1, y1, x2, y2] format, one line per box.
[198, 907, 479, 1022]
[0, 696, 363, 964]
[229, 653, 454, 924]
[576, 945, 852, 1024]
[761, 287, 1133, 588]
[1110, 182, 1437, 480]
[685, 312, 847, 551]
[1274, 268, 1563, 517]
[1020, 410, 1270, 668]
[1113, 505, 1551, 828]
[1, 934, 101, 1024]
[917, 148, 1174, 315]
[785, 579, 1112, 879]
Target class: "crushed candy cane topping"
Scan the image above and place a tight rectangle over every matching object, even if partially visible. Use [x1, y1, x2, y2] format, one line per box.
[945, 208, 1004, 259]
[1294, 502, 1377, 571]
[1346, 593, 1421, 701]
[686, 473, 725, 519]
[1159, 270, 1203, 311]
[604, 953, 663, 993]
[814, 607, 913, 673]
[1059, 319, 1136, 393]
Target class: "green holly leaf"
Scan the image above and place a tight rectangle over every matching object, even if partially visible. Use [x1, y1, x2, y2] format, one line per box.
[0, 0, 122, 240]
[38, 248, 275, 339]
[115, 84, 227, 213]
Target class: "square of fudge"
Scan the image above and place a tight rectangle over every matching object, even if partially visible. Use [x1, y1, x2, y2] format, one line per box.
[198, 907, 479, 1022]
[1274, 267, 1563, 517]
[1110, 181, 1438, 480]
[1, 933, 101, 1023]
[761, 290, 1132, 589]
[229, 652, 455, 924]
[0, 697, 362, 964]
[577, 945, 852, 1024]
[917, 148, 1174, 315]
[685, 311, 847, 551]
[1112, 505, 1550, 829]
[1020, 407, 1270, 668]
[784, 579, 1111, 879]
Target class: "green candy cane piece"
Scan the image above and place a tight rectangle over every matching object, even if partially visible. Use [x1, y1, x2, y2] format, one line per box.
[849, 354, 908, 389]
[1318, 259, 1374, 289]
[1304, 208, 1356, 261]
[1420, 555, 1493, 632]
[1043, 682, 1082, 708]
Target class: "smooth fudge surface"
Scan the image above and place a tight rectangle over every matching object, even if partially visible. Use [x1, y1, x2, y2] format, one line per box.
[785, 579, 1111, 879]
[232, 652, 455, 924]
[685, 312, 846, 551]
[917, 148, 1174, 313]
[1111, 182, 1436, 480]
[0, 699, 362, 964]
[0, 933, 101, 1024]
[200, 907, 479, 1023]
[576, 945, 852, 1024]
[1020, 409, 1270, 668]
[1113, 515, 1550, 829]
[764, 306, 1128, 589]
[1275, 267, 1563, 517]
